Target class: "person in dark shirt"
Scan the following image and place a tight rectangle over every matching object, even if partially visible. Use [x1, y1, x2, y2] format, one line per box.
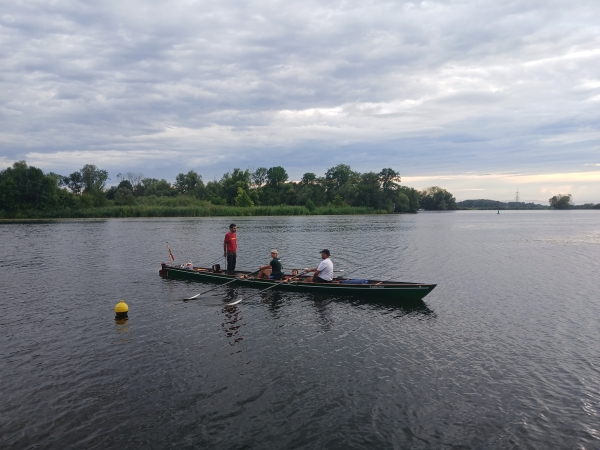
[258, 249, 284, 280]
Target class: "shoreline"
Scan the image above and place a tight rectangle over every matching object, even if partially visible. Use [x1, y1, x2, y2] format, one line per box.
[0, 204, 400, 220]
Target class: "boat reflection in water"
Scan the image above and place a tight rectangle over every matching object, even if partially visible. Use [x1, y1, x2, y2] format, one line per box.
[307, 292, 434, 318]
[217, 287, 435, 322]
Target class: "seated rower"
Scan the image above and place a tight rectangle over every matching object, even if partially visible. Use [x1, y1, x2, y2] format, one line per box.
[257, 249, 284, 280]
[285, 269, 300, 280]
[304, 249, 333, 283]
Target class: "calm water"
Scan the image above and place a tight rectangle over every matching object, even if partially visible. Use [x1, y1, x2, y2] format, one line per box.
[1, 212, 599, 449]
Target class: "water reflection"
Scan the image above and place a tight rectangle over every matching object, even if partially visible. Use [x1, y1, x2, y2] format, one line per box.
[353, 297, 435, 318]
[263, 291, 286, 318]
[307, 292, 435, 319]
[114, 317, 129, 334]
[221, 288, 245, 346]
[311, 297, 335, 331]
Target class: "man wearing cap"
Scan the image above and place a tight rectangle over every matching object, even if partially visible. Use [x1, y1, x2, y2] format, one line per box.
[304, 249, 334, 283]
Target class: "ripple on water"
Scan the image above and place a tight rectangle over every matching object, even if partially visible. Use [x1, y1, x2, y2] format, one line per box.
[1, 213, 600, 449]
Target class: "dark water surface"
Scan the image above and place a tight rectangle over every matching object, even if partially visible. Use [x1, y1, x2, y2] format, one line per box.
[1, 212, 600, 449]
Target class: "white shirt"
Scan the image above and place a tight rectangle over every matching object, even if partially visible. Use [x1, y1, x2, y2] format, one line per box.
[317, 258, 333, 281]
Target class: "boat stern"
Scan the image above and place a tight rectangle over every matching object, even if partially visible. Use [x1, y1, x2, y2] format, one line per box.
[159, 262, 168, 278]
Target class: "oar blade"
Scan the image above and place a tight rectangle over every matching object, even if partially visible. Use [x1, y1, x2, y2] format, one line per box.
[226, 298, 243, 306]
[184, 293, 201, 301]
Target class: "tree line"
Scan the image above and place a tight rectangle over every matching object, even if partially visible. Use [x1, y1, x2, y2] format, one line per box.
[0, 161, 459, 216]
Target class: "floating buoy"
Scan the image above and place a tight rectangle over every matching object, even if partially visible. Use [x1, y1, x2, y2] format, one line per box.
[115, 300, 129, 318]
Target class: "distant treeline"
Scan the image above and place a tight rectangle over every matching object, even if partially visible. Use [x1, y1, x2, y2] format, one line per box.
[458, 198, 600, 210]
[458, 199, 549, 210]
[0, 161, 458, 218]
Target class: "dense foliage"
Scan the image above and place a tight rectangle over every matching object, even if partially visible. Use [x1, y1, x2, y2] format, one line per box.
[549, 194, 572, 209]
[419, 186, 458, 210]
[0, 161, 427, 218]
[4, 161, 592, 218]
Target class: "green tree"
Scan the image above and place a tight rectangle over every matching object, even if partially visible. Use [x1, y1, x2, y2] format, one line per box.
[117, 180, 134, 191]
[325, 164, 359, 190]
[355, 171, 383, 208]
[117, 172, 144, 195]
[301, 172, 317, 185]
[0, 161, 60, 213]
[379, 168, 401, 194]
[331, 194, 346, 207]
[324, 164, 360, 203]
[221, 168, 251, 204]
[549, 194, 572, 209]
[114, 187, 136, 205]
[64, 171, 84, 194]
[80, 164, 109, 193]
[392, 191, 410, 212]
[252, 167, 268, 187]
[266, 166, 289, 188]
[175, 170, 203, 194]
[419, 186, 457, 210]
[141, 178, 175, 197]
[234, 187, 254, 207]
[398, 186, 420, 213]
[205, 180, 226, 204]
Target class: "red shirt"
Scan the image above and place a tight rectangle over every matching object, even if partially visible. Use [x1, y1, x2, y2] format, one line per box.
[224, 232, 237, 252]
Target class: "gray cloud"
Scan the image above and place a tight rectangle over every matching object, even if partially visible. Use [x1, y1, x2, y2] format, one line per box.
[1, 0, 599, 185]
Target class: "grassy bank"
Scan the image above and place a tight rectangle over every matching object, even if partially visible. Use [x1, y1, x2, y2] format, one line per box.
[1, 204, 389, 219]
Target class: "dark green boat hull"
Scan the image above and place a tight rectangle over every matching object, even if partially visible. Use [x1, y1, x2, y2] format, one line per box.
[160, 264, 436, 301]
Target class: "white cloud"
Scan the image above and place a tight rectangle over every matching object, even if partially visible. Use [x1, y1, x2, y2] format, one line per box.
[1, 0, 600, 201]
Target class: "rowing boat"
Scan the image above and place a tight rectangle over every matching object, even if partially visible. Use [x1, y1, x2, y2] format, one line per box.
[159, 263, 436, 301]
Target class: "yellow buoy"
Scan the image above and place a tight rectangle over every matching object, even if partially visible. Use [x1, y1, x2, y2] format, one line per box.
[115, 300, 129, 317]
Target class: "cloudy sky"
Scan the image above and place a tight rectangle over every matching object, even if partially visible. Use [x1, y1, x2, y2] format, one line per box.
[1, 0, 599, 202]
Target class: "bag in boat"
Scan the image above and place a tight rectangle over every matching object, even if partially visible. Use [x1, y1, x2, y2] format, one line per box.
[340, 279, 369, 284]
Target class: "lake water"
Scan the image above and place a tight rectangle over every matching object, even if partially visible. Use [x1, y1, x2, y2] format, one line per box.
[1, 211, 599, 449]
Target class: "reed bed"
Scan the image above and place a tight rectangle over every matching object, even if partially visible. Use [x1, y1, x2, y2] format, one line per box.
[1, 204, 388, 219]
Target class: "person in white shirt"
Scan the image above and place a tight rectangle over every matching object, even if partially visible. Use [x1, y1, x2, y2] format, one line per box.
[304, 249, 334, 283]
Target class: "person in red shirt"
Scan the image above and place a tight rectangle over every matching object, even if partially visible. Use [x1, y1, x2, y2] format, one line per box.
[223, 223, 237, 274]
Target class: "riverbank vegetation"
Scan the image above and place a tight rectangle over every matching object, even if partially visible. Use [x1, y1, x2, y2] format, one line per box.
[0, 161, 459, 218]
[458, 196, 599, 210]
[2, 161, 593, 218]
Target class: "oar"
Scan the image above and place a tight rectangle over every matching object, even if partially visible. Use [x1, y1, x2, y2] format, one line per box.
[204, 255, 224, 267]
[226, 271, 306, 306]
[184, 270, 259, 301]
[225, 282, 284, 306]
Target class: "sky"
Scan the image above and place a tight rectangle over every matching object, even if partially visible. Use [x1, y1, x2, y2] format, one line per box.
[1, 0, 599, 203]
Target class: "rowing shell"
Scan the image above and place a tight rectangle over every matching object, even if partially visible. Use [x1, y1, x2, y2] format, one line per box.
[159, 263, 436, 302]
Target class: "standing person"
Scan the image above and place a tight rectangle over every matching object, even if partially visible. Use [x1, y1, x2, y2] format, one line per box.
[223, 223, 237, 274]
[257, 249, 284, 280]
[304, 249, 333, 283]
